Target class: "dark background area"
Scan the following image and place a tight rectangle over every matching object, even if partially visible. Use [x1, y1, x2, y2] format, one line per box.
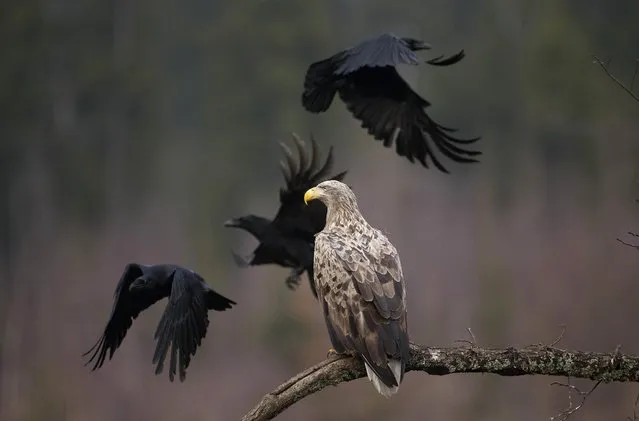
[1, 0, 639, 420]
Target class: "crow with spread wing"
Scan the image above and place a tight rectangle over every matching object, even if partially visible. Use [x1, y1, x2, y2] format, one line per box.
[302, 32, 481, 173]
[84, 263, 236, 382]
[224, 133, 347, 298]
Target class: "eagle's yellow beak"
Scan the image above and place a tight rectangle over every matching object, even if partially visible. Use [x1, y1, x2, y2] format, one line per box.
[304, 188, 317, 205]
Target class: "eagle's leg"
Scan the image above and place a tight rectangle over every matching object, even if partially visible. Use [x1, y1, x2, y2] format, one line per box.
[284, 267, 305, 290]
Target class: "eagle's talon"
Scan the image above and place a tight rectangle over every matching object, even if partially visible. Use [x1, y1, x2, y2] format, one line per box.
[326, 348, 339, 359]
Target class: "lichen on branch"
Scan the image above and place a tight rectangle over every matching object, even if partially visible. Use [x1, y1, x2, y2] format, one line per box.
[242, 342, 639, 421]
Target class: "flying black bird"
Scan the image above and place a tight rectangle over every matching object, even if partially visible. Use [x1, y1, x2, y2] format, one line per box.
[84, 263, 236, 382]
[224, 133, 347, 298]
[302, 32, 481, 173]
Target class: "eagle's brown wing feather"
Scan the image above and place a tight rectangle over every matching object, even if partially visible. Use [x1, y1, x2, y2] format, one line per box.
[315, 229, 408, 387]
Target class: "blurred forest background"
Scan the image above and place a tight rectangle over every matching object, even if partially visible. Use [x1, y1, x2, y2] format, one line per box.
[1, 0, 639, 420]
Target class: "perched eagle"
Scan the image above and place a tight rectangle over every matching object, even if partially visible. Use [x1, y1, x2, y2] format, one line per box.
[304, 180, 409, 397]
[84, 263, 236, 382]
[302, 32, 481, 173]
[224, 133, 347, 298]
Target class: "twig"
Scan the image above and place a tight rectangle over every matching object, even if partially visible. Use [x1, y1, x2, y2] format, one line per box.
[241, 342, 639, 421]
[525, 324, 568, 350]
[549, 379, 602, 421]
[592, 55, 639, 103]
[549, 344, 621, 420]
[549, 325, 567, 347]
[617, 231, 639, 249]
[453, 327, 478, 348]
[466, 327, 477, 344]
[617, 237, 639, 250]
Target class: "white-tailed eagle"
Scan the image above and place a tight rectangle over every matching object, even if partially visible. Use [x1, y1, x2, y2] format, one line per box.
[304, 180, 409, 397]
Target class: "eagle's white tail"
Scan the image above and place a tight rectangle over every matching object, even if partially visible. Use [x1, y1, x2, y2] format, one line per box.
[364, 359, 402, 398]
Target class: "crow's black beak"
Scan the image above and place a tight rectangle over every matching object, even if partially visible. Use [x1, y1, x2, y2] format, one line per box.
[223, 218, 239, 228]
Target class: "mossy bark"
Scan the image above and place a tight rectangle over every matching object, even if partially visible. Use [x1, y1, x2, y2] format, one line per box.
[242, 343, 638, 421]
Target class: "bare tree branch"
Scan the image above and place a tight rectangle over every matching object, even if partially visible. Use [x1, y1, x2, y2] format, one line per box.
[592, 55, 639, 103]
[242, 342, 639, 421]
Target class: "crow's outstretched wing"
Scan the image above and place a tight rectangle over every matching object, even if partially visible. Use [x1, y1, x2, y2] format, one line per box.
[302, 34, 420, 113]
[302, 33, 480, 172]
[272, 133, 346, 240]
[338, 66, 481, 173]
[302, 56, 345, 113]
[84, 264, 166, 371]
[151, 270, 236, 382]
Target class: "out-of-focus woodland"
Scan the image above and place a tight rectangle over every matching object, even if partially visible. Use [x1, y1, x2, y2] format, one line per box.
[1, 0, 639, 420]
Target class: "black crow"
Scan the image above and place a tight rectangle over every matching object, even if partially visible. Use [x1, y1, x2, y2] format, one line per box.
[224, 133, 347, 298]
[302, 32, 481, 173]
[84, 263, 236, 382]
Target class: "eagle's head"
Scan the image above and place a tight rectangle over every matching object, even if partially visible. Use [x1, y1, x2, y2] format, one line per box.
[304, 180, 358, 214]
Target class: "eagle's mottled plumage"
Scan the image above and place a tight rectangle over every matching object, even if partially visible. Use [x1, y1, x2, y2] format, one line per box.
[304, 180, 409, 397]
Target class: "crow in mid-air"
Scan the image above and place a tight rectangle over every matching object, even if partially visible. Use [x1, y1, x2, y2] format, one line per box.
[224, 133, 347, 298]
[84, 263, 236, 382]
[302, 32, 481, 173]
